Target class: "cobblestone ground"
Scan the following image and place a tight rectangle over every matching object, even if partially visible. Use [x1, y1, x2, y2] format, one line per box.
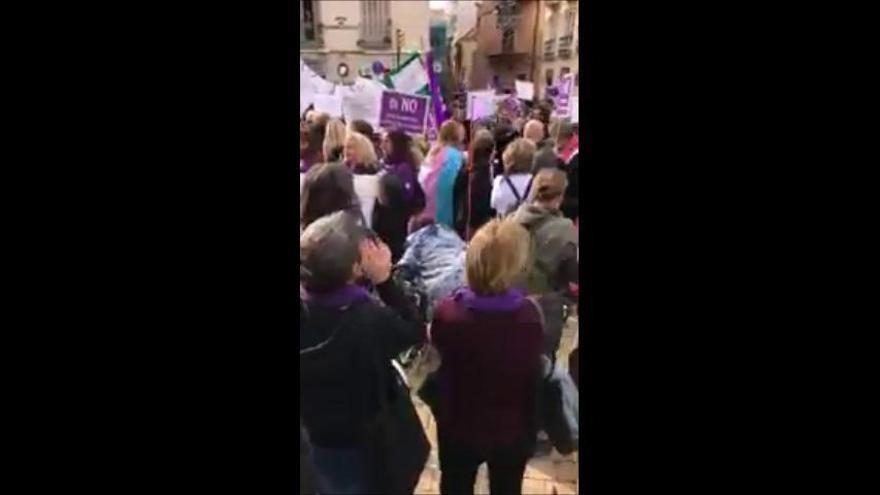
[408, 314, 580, 495]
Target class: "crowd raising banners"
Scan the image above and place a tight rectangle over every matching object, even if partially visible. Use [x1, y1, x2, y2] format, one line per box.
[299, 47, 582, 494]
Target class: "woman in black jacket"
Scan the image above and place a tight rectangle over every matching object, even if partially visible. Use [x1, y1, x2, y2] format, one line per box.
[374, 130, 425, 262]
[300, 211, 427, 494]
[458, 129, 495, 240]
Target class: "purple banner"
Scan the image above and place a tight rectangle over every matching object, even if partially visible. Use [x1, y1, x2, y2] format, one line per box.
[379, 91, 430, 136]
[425, 51, 448, 130]
[556, 74, 575, 118]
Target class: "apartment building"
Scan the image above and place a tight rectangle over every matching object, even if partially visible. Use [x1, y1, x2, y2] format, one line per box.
[299, 0, 431, 84]
[536, 0, 580, 97]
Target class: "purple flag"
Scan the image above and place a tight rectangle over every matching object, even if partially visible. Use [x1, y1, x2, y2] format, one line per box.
[556, 73, 575, 118]
[425, 51, 447, 129]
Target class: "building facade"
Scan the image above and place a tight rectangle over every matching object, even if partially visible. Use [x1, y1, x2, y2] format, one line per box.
[535, 0, 580, 98]
[299, 0, 431, 84]
[467, 0, 541, 92]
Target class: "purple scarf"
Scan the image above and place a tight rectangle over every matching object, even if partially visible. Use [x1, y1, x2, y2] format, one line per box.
[301, 284, 371, 309]
[453, 287, 525, 312]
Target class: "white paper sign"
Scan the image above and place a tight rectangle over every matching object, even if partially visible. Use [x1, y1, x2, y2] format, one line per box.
[570, 97, 580, 124]
[342, 84, 383, 129]
[311, 75, 336, 95]
[313, 94, 343, 118]
[300, 76, 316, 117]
[390, 58, 429, 95]
[467, 91, 495, 120]
[333, 84, 353, 100]
[515, 80, 534, 101]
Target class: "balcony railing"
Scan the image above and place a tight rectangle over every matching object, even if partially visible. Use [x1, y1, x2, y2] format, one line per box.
[558, 34, 573, 59]
[544, 38, 556, 61]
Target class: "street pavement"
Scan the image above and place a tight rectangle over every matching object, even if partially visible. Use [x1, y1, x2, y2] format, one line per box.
[409, 314, 580, 494]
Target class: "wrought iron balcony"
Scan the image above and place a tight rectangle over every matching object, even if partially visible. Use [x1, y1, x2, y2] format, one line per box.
[544, 38, 556, 61]
[558, 34, 574, 59]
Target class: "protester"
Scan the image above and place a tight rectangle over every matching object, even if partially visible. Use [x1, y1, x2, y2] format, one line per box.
[492, 123, 519, 178]
[431, 218, 543, 495]
[374, 129, 426, 262]
[348, 119, 382, 160]
[511, 168, 578, 359]
[420, 120, 466, 230]
[300, 162, 360, 230]
[348, 119, 375, 140]
[343, 131, 382, 228]
[300, 211, 426, 495]
[300, 121, 326, 173]
[521, 119, 556, 173]
[323, 118, 346, 163]
[461, 129, 496, 238]
[555, 122, 579, 221]
[491, 138, 536, 217]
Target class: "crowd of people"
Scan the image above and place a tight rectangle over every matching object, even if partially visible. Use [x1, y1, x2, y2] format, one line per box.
[299, 97, 580, 494]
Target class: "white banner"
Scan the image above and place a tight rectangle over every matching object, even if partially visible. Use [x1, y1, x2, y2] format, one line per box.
[341, 79, 384, 129]
[313, 94, 343, 118]
[467, 90, 495, 120]
[515, 80, 534, 102]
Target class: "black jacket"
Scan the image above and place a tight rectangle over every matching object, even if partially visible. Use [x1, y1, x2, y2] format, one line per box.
[561, 151, 579, 221]
[532, 138, 561, 173]
[373, 173, 410, 263]
[299, 280, 425, 448]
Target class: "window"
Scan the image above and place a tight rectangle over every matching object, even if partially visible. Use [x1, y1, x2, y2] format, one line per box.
[502, 28, 515, 52]
[517, 73, 527, 81]
[360, 0, 391, 46]
[301, 0, 317, 42]
[545, 69, 554, 86]
[561, 67, 571, 77]
[563, 2, 576, 37]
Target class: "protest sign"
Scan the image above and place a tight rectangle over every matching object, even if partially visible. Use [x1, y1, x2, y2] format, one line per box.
[312, 94, 343, 118]
[570, 97, 579, 124]
[341, 80, 384, 129]
[300, 75, 316, 117]
[515, 80, 534, 101]
[379, 91, 429, 135]
[467, 91, 495, 120]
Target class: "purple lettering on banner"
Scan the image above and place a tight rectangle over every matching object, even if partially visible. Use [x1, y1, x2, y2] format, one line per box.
[379, 91, 430, 136]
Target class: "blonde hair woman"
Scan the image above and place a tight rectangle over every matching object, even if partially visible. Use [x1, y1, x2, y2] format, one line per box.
[322, 118, 346, 163]
[343, 131, 381, 229]
[430, 218, 543, 495]
[343, 131, 378, 173]
[490, 138, 536, 216]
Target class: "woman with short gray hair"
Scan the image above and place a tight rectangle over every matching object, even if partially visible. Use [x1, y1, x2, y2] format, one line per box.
[299, 211, 427, 494]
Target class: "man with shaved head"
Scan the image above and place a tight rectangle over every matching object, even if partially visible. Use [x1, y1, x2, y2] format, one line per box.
[524, 119, 562, 174]
[523, 119, 545, 145]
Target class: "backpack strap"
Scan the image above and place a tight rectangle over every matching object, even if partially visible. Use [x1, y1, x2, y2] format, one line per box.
[503, 175, 522, 204]
[523, 176, 534, 201]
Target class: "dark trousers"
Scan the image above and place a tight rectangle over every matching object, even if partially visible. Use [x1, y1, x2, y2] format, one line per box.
[438, 438, 531, 495]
